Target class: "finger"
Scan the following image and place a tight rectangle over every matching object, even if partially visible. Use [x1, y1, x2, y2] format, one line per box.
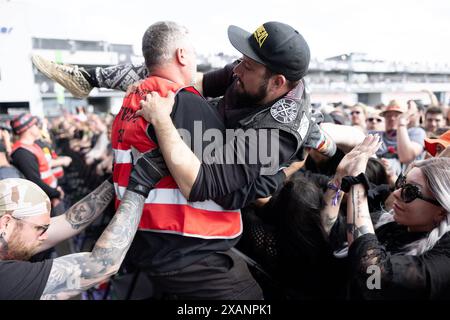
[167, 91, 175, 99]
[151, 91, 161, 98]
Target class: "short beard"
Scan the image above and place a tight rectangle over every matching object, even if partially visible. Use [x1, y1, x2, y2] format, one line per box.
[1, 226, 38, 261]
[234, 76, 270, 107]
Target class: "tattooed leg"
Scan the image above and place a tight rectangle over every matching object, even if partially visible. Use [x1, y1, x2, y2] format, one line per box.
[90, 63, 149, 91]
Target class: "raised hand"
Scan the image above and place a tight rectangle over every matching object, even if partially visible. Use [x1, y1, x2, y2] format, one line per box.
[336, 134, 382, 180]
[136, 91, 175, 125]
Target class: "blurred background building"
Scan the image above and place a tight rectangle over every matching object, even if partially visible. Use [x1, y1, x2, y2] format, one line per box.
[1, 0, 450, 117]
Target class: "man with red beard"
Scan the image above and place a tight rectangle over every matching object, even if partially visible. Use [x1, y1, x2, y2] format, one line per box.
[0, 154, 160, 299]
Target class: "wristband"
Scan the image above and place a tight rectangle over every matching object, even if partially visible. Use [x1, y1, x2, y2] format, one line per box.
[340, 172, 370, 193]
[327, 182, 341, 206]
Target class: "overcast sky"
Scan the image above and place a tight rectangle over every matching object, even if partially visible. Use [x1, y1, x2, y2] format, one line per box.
[5, 0, 450, 63]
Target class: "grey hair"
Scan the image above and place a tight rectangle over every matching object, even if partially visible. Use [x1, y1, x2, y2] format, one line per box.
[142, 21, 190, 73]
[376, 157, 450, 255]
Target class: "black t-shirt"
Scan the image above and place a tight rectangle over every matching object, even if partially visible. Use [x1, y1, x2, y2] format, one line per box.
[0, 259, 53, 300]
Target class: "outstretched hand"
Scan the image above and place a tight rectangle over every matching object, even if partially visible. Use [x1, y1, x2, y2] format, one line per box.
[136, 91, 175, 125]
[335, 134, 382, 181]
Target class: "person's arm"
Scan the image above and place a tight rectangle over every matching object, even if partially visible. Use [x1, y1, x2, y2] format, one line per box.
[39, 148, 167, 300]
[319, 137, 379, 236]
[396, 114, 424, 163]
[40, 190, 145, 300]
[319, 123, 366, 154]
[137, 91, 298, 201]
[321, 175, 345, 235]
[202, 61, 238, 98]
[346, 183, 375, 246]
[211, 156, 306, 209]
[138, 92, 200, 198]
[342, 136, 381, 246]
[422, 89, 439, 107]
[36, 179, 114, 253]
[49, 156, 72, 168]
[213, 171, 285, 210]
[11, 148, 61, 199]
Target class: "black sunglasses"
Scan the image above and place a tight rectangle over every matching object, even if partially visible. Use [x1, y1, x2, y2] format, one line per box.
[12, 216, 50, 236]
[350, 111, 361, 115]
[394, 174, 441, 206]
[367, 117, 383, 123]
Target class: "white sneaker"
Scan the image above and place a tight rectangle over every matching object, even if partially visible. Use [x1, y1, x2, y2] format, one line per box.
[31, 55, 92, 98]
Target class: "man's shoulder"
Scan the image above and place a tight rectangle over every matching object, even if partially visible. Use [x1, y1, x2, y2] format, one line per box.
[0, 259, 53, 300]
[176, 88, 206, 101]
[174, 89, 210, 111]
[0, 259, 51, 277]
[11, 145, 35, 157]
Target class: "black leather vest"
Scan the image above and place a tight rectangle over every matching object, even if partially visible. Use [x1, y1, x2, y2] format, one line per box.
[237, 81, 312, 160]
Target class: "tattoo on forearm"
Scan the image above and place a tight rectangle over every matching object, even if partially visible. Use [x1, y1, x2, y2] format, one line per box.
[65, 180, 114, 230]
[347, 188, 371, 241]
[41, 191, 145, 300]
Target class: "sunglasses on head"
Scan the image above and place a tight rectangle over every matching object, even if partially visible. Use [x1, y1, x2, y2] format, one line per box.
[12, 216, 50, 236]
[394, 174, 441, 206]
[367, 117, 383, 123]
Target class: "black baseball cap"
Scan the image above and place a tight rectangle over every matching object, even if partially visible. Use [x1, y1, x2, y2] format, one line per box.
[228, 21, 310, 81]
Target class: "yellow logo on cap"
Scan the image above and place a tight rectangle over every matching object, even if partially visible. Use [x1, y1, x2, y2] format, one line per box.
[254, 25, 268, 48]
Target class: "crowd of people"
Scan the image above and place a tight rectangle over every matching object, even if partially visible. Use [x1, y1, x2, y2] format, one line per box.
[0, 19, 449, 300]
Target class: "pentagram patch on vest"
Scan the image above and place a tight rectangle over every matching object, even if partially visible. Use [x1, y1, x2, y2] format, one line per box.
[270, 98, 299, 124]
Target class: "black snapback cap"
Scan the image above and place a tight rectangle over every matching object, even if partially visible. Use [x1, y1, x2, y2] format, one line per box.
[228, 21, 310, 81]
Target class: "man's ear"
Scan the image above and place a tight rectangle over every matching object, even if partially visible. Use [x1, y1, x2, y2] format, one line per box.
[0, 214, 12, 231]
[270, 74, 287, 90]
[175, 48, 187, 67]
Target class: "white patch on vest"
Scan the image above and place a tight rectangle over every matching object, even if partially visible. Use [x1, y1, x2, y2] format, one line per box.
[270, 98, 298, 124]
[297, 113, 309, 140]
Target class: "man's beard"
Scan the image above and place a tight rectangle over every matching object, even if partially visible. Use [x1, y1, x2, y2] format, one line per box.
[2, 231, 39, 261]
[234, 77, 269, 107]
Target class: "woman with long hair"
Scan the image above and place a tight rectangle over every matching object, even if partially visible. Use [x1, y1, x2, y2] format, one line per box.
[329, 135, 450, 299]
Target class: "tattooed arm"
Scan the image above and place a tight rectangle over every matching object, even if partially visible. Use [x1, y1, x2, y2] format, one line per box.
[40, 190, 145, 300]
[346, 184, 375, 245]
[321, 176, 345, 235]
[35, 180, 115, 253]
[337, 135, 381, 246]
[324, 135, 381, 244]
